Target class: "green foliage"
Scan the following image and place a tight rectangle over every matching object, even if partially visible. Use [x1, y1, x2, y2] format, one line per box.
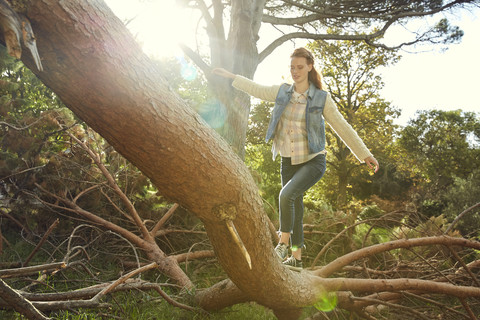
[307, 38, 402, 208]
[433, 18, 464, 44]
[358, 204, 385, 220]
[245, 101, 281, 218]
[442, 169, 480, 237]
[0, 45, 75, 235]
[397, 109, 480, 227]
[398, 109, 480, 186]
[154, 56, 207, 109]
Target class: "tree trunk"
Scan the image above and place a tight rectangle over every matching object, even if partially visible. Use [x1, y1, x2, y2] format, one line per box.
[16, 0, 325, 314]
[336, 145, 351, 208]
[190, 0, 266, 158]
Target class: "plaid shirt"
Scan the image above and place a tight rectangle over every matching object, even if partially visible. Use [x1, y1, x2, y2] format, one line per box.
[273, 91, 325, 165]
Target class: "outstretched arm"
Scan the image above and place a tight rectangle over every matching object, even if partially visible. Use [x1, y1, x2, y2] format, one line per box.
[212, 68, 236, 79]
[213, 69, 280, 102]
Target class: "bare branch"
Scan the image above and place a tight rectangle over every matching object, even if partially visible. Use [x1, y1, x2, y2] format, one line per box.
[11, 279, 195, 313]
[448, 246, 480, 287]
[0, 262, 66, 279]
[72, 184, 102, 204]
[65, 131, 151, 240]
[265, 0, 472, 24]
[0, 119, 42, 130]
[99, 188, 135, 223]
[402, 291, 469, 318]
[311, 213, 406, 267]
[445, 202, 480, 234]
[317, 277, 480, 299]
[148, 283, 200, 312]
[260, 0, 472, 59]
[180, 43, 212, 74]
[192, 0, 215, 32]
[315, 236, 480, 278]
[173, 250, 215, 263]
[0, 279, 50, 320]
[0, 165, 46, 183]
[258, 30, 389, 63]
[459, 298, 478, 320]
[24, 219, 59, 267]
[351, 295, 431, 320]
[34, 183, 146, 249]
[94, 262, 158, 298]
[150, 203, 179, 237]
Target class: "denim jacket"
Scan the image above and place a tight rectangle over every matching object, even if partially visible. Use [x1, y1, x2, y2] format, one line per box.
[265, 82, 328, 154]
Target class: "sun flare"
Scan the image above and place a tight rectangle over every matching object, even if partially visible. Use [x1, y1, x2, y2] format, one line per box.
[105, 0, 194, 59]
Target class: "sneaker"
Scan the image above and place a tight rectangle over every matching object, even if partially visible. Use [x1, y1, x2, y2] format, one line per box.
[274, 243, 289, 261]
[283, 256, 303, 271]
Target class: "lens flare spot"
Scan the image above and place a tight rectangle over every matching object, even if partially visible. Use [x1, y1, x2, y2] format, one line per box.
[313, 291, 337, 312]
[196, 99, 227, 129]
[177, 56, 197, 81]
[181, 63, 197, 81]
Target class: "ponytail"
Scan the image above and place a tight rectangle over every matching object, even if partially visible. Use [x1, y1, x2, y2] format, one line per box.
[290, 47, 323, 90]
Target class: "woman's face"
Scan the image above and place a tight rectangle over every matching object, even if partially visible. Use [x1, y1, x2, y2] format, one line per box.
[290, 56, 312, 85]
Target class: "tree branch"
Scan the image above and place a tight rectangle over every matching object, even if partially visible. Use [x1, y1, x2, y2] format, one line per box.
[172, 250, 215, 263]
[444, 202, 480, 234]
[311, 213, 406, 267]
[94, 262, 158, 298]
[0, 279, 50, 320]
[180, 43, 211, 74]
[150, 203, 179, 237]
[34, 183, 146, 249]
[351, 295, 431, 320]
[192, 0, 215, 32]
[258, 30, 390, 63]
[265, 0, 472, 24]
[260, 0, 472, 59]
[23, 219, 59, 267]
[0, 262, 66, 278]
[66, 131, 151, 240]
[315, 236, 480, 278]
[317, 277, 480, 299]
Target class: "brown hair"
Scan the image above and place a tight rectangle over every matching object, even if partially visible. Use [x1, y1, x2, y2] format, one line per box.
[290, 47, 323, 90]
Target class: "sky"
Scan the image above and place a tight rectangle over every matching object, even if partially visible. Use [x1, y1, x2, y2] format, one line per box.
[105, 1, 479, 126]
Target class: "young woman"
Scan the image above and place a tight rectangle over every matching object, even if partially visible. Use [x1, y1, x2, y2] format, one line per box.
[213, 47, 379, 270]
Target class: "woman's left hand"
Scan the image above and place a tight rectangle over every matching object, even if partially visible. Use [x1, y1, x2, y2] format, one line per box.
[364, 156, 379, 173]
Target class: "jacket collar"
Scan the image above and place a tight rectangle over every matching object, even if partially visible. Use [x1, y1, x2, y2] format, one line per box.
[287, 82, 317, 99]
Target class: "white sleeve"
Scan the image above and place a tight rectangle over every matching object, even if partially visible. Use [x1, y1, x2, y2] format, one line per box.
[232, 75, 281, 102]
[323, 93, 373, 162]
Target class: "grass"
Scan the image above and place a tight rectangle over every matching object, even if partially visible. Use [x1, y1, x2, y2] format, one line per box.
[0, 300, 280, 320]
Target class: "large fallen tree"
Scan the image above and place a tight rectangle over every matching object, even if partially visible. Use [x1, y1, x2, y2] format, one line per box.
[1, 0, 480, 319]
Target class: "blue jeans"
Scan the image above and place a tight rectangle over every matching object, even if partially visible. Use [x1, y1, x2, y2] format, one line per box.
[279, 154, 326, 249]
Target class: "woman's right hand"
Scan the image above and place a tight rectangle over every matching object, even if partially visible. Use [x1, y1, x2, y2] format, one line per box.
[212, 68, 236, 79]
